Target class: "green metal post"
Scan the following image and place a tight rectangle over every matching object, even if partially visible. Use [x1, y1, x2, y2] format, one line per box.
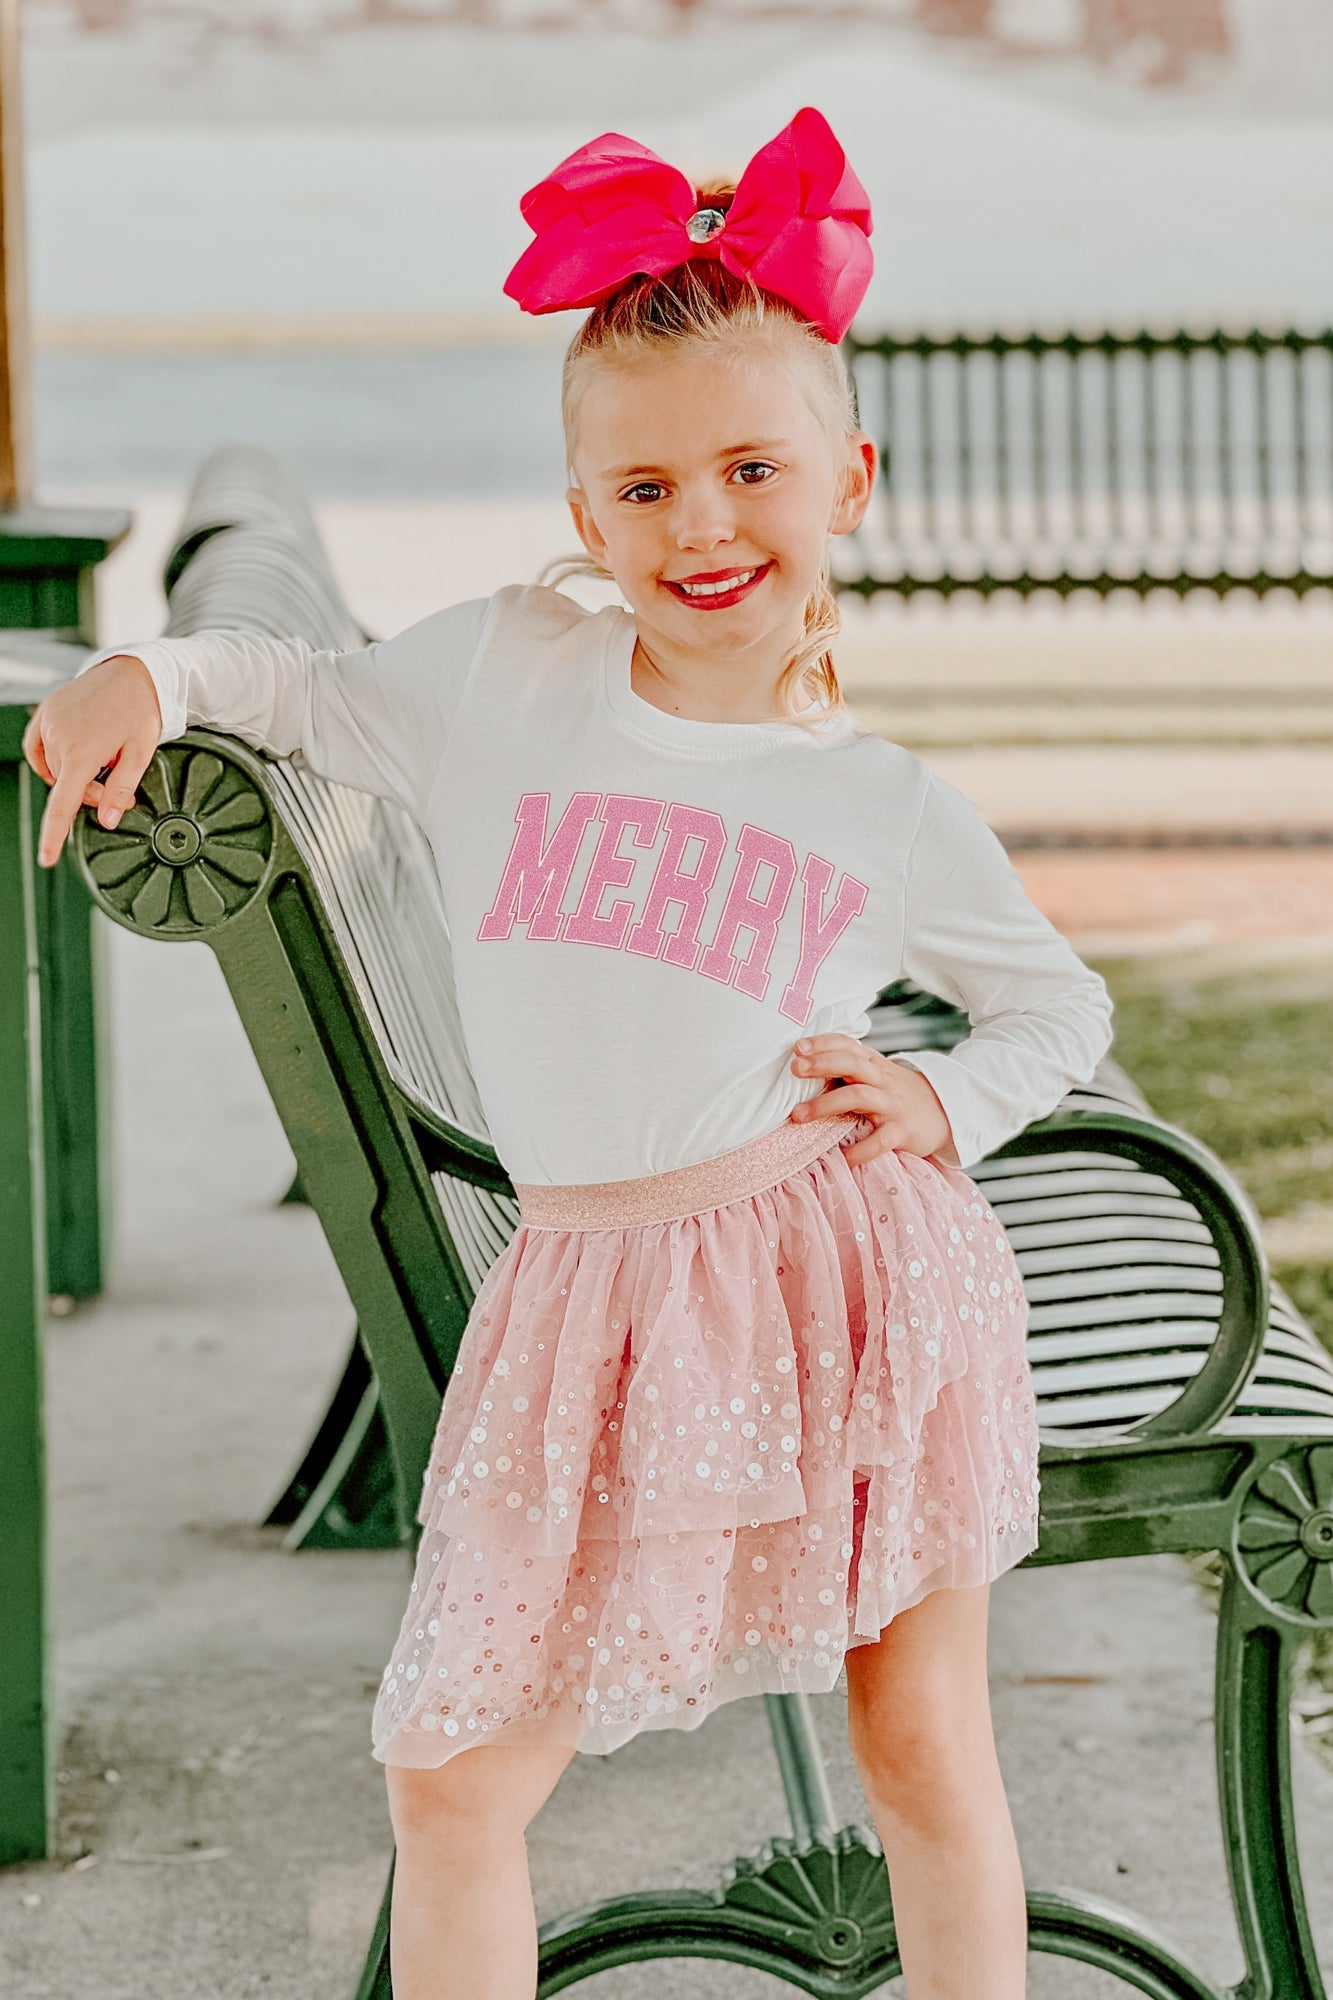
[0, 621, 124, 1866]
[0, 512, 129, 1303]
[0, 741, 51, 1864]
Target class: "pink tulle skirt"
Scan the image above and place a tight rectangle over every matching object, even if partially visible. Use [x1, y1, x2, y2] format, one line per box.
[371, 1113, 1040, 1769]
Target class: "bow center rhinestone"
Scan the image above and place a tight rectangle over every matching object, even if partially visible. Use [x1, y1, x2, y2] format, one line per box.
[686, 206, 727, 245]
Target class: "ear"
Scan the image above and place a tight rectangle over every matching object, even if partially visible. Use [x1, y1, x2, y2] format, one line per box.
[566, 484, 610, 567]
[828, 433, 877, 537]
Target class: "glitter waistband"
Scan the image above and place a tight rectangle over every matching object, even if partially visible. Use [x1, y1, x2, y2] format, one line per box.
[512, 1113, 864, 1231]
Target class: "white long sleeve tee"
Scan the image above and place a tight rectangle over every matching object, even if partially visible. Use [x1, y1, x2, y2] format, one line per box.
[85, 582, 1114, 1185]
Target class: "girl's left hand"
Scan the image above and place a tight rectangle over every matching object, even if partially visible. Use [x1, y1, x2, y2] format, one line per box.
[788, 1033, 957, 1167]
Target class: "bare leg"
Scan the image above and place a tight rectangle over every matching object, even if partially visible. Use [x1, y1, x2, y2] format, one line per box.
[385, 1740, 575, 2000]
[844, 1581, 1026, 2000]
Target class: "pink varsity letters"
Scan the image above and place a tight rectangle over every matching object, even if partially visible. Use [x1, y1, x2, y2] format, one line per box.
[477, 791, 869, 1027]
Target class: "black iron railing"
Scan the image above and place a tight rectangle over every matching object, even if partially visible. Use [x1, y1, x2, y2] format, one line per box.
[836, 326, 1333, 598]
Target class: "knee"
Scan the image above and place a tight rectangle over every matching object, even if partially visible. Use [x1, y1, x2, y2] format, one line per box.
[385, 1753, 527, 1858]
[385, 1741, 571, 1857]
[847, 1692, 993, 1833]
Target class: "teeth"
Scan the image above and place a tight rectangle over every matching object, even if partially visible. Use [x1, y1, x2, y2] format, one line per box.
[676, 569, 758, 598]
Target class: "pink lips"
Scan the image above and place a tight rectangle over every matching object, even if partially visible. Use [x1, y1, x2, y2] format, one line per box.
[662, 563, 771, 609]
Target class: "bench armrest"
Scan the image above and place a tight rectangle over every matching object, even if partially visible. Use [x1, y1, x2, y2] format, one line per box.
[985, 1107, 1270, 1443]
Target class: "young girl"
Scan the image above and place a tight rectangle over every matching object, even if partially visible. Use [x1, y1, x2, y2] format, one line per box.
[28, 107, 1112, 2000]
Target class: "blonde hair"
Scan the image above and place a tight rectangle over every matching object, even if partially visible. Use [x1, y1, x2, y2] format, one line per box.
[538, 211, 861, 730]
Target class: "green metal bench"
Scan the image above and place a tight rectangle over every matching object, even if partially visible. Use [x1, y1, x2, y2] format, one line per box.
[836, 325, 1333, 600]
[70, 449, 1333, 1998]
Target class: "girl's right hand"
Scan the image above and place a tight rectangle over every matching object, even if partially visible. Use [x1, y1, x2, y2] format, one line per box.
[22, 655, 163, 869]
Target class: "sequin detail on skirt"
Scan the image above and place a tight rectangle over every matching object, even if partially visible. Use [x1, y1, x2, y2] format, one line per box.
[372, 1116, 1040, 1768]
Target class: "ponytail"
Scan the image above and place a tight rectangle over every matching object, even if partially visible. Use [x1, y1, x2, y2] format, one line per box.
[775, 551, 845, 725]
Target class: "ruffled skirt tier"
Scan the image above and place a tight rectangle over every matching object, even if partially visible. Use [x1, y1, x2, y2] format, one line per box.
[371, 1114, 1040, 1768]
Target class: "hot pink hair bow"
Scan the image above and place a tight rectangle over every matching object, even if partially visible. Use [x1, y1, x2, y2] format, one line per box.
[502, 106, 873, 345]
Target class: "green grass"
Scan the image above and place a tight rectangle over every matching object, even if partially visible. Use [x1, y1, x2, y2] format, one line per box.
[1086, 946, 1333, 1351]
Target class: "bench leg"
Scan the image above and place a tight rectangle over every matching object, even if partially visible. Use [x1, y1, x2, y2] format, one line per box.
[352, 1855, 394, 2000]
[0, 758, 53, 1864]
[1216, 1551, 1328, 2000]
[262, 1329, 401, 1551]
[763, 1690, 840, 1846]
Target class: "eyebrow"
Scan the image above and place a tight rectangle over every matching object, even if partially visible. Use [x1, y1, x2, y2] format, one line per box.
[604, 439, 793, 479]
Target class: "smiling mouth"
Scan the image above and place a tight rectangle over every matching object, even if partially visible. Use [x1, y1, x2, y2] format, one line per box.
[663, 564, 771, 607]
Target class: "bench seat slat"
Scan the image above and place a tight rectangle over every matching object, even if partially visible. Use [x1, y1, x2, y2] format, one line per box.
[1027, 1294, 1227, 1332]
[1005, 1219, 1215, 1254]
[1016, 1237, 1221, 1274]
[1022, 1266, 1223, 1302]
[1029, 1323, 1229, 1366]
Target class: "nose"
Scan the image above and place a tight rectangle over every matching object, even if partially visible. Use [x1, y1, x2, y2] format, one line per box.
[673, 484, 737, 554]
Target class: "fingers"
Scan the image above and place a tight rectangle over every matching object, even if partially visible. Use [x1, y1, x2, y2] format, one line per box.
[38, 766, 92, 868]
[841, 1127, 901, 1167]
[788, 1087, 929, 1167]
[24, 657, 162, 865]
[34, 739, 153, 867]
[790, 1081, 885, 1122]
[793, 1034, 861, 1059]
[88, 736, 155, 833]
[30, 752, 110, 820]
[21, 713, 54, 785]
[790, 1034, 890, 1086]
[96, 759, 149, 829]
